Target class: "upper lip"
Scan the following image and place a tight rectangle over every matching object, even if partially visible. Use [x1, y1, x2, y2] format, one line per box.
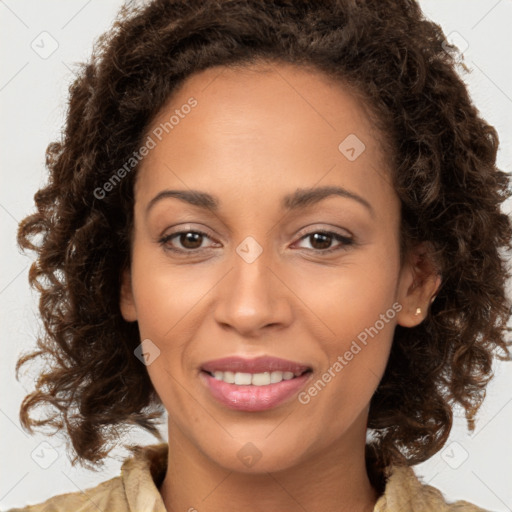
[201, 356, 311, 374]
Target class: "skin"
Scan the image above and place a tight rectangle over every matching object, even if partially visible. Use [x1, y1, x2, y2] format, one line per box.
[120, 61, 440, 512]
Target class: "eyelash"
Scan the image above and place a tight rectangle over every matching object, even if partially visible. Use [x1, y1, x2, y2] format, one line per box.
[158, 228, 354, 255]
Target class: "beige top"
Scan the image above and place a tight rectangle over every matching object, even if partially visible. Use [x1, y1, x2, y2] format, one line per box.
[6, 443, 490, 512]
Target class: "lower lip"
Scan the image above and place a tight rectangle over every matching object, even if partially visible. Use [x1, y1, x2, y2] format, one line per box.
[201, 371, 311, 411]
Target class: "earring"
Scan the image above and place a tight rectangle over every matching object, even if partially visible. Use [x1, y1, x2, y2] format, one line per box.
[414, 307, 422, 316]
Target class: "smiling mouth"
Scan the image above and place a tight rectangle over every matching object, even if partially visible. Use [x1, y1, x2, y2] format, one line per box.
[200, 355, 313, 410]
[202, 369, 312, 386]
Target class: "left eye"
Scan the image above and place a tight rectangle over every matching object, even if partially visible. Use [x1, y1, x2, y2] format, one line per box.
[295, 231, 353, 253]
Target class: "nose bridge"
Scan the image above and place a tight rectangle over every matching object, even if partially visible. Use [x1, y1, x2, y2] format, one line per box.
[213, 237, 290, 334]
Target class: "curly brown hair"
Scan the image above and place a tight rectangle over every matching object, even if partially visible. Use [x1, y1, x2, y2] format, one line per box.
[16, 0, 512, 471]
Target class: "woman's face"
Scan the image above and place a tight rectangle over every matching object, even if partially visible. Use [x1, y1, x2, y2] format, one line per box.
[121, 62, 422, 472]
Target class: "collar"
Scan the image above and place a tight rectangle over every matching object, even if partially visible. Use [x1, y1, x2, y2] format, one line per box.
[120, 443, 488, 512]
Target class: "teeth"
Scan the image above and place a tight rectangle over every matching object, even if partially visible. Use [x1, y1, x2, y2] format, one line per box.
[211, 370, 301, 385]
[252, 372, 271, 386]
[234, 372, 252, 385]
[270, 371, 283, 383]
[223, 371, 235, 383]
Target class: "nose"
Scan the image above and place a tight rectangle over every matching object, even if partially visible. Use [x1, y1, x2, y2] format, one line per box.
[213, 246, 293, 337]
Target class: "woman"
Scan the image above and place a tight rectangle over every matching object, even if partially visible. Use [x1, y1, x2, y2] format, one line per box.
[9, 0, 511, 511]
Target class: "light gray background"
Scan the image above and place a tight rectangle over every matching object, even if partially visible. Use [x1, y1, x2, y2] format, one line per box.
[1, 1, 511, 510]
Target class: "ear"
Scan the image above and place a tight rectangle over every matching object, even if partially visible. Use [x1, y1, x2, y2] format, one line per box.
[395, 242, 441, 328]
[120, 267, 138, 322]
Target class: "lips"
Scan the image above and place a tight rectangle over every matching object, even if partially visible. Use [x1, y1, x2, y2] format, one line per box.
[200, 356, 312, 411]
[201, 356, 311, 375]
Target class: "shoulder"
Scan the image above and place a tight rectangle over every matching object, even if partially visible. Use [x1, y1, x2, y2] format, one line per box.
[4, 444, 168, 512]
[4, 476, 125, 512]
[374, 465, 493, 512]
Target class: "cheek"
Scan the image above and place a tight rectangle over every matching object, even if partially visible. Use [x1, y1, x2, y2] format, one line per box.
[296, 300, 397, 442]
[291, 249, 400, 405]
[290, 248, 400, 342]
[129, 245, 217, 341]
[128, 245, 225, 401]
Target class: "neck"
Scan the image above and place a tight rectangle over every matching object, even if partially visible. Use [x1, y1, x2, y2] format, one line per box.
[159, 413, 379, 512]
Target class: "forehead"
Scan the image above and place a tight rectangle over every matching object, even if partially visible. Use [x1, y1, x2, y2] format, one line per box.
[135, 61, 395, 215]
[148, 61, 380, 152]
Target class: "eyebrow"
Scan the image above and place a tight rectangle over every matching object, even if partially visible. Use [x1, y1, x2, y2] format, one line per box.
[145, 185, 374, 217]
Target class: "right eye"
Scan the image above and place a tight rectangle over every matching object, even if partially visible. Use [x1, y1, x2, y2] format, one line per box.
[159, 229, 221, 253]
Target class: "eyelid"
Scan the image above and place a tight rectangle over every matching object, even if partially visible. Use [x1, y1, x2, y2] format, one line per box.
[159, 223, 216, 239]
[294, 224, 353, 240]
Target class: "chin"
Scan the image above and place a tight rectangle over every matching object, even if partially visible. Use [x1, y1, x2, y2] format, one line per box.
[194, 433, 311, 474]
